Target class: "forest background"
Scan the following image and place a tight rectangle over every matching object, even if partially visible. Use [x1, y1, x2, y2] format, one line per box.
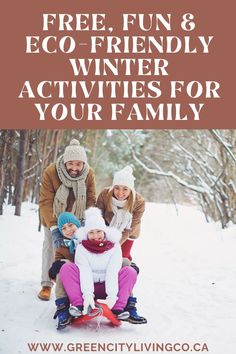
[0, 129, 236, 229]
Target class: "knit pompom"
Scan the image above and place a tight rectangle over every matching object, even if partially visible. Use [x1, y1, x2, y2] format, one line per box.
[84, 207, 103, 220]
[84, 207, 107, 233]
[70, 139, 80, 146]
[123, 166, 133, 174]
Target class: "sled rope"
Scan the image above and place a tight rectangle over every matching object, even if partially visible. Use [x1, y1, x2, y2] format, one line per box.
[86, 303, 103, 331]
[89, 303, 103, 331]
[95, 307, 103, 331]
[87, 305, 102, 318]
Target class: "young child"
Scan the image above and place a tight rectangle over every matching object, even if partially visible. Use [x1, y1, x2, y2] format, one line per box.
[59, 207, 138, 320]
[49, 212, 81, 279]
[48, 212, 81, 330]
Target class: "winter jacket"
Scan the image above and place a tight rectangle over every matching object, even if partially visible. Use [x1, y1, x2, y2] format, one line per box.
[54, 246, 74, 263]
[39, 163, 96, 228]
[74, 227, 122, 299]
[96, 187, 145, 243]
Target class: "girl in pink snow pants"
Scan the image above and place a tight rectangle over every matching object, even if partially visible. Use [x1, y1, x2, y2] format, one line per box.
[59, 207, 137, 319]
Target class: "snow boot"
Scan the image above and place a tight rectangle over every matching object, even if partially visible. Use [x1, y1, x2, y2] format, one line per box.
[111, 309, 130, 320]
[69, 305, 83, 317]
[38, 286, 51, 301]
[124, 296, 147, 324]
[53, 297, 71, 330]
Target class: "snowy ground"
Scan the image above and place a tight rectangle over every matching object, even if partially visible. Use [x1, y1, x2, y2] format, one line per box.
[0, 202, 236, 354]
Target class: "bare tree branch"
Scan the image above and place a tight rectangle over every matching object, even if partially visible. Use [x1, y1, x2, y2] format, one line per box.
[209, 130, 236, 163]
[131, 149, 208, 194]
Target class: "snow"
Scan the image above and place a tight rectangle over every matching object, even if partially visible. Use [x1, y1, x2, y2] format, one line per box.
[0, 202, 236, 354]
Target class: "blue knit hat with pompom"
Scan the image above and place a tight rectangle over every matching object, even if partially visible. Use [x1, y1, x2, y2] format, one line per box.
[57, 212, 81, 234]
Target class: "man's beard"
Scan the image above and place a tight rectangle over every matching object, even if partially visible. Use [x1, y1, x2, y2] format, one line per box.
[67, 169, 81, 178]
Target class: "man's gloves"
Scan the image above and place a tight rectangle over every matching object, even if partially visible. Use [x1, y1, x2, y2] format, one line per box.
[49, 260, 66, 280]
[51, 227, 64, 248]
[104, 296, 117, 309]
[83, 295, 95, 315]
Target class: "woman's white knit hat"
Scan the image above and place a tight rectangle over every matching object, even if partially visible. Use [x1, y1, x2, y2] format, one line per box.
[63, 139, 87, 163]
[112, 166, 135, 190]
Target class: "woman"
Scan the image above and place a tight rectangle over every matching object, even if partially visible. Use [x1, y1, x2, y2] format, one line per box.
[96, 166, 145, 261]
[96, 166, 147, 324]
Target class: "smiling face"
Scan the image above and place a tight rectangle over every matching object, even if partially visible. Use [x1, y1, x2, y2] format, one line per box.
[87, 229, 105, 242]
[113, 185, 131, 201]
[65, 160, 84, 178]
[61, 222, 77, 239]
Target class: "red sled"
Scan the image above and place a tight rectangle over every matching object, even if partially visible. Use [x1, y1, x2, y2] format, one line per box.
[72, 302, 121, 327]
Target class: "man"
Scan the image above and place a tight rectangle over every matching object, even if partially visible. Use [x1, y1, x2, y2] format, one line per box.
[38, 139, 96, 300]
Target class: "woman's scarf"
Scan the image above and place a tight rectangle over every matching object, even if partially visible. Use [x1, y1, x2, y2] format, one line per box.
[109, 197, 132, 232]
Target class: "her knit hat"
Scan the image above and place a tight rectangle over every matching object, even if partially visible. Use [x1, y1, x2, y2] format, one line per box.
[75, 207, 121, 243]
[63, 139, 87, 163]
[112, 166, 135, 190]
[58, 212, 81, 233]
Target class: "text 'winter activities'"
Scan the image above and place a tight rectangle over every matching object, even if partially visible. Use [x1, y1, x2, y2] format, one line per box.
[18, 13, 221, 123]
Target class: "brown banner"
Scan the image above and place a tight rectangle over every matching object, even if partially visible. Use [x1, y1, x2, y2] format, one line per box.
[0, 0, 235, 129]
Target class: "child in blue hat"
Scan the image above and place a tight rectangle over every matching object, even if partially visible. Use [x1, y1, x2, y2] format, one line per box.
[49, 212, 81, 279]
[49, 212, 81, 330]
[57, 212, 81, 252]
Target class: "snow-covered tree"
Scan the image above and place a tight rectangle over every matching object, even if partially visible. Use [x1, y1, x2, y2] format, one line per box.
[123, 130, 236, 228]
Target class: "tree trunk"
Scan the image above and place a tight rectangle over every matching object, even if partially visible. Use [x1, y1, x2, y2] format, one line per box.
[52, 130, 64, 162]
[0, 130, 9, 214]
[224, 131, 236, 224]
[7, 130, 16, 204]
[14, 130, 28, 216]
[23, 130, 33, 201]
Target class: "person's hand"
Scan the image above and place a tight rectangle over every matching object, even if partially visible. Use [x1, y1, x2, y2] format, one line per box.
[104, 296, 117, 309]
[51, 227, 64, 248]
[48, 260, 66, 280]
[120, 229, 130, 245]
[83, 295, 95, 314]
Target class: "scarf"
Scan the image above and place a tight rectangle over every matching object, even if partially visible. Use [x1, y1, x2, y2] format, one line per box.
[109, 197, 132, 232]
[53, 155, 89, 220]
[63, 236, 77, 254]
[82, 239, 114, 254]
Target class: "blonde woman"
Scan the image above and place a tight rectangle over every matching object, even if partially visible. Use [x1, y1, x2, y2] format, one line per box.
[96, 166, 147, 324]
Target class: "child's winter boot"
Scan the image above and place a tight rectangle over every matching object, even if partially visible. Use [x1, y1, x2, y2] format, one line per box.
[124, 296, 147, 324]
[53, 297, 71, 330]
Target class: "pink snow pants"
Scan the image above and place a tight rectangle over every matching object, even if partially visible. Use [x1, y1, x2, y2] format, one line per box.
[59, 263, 137, 310]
